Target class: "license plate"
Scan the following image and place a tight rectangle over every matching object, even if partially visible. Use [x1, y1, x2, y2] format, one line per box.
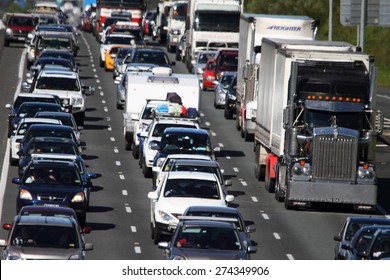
[43, 204, 60, 207]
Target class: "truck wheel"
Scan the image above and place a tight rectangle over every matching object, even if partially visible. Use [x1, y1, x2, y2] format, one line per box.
[275, 165, 287, 202]
[244, 130, 253, 142]
[265, 163, 275, 193]
[254, 164, 265, 181]
[284, 198, 293, 210]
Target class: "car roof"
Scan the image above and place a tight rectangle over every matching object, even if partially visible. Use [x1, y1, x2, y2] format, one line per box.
[16, 215, 75, 228]
[27, 136, 76, 143]
[35, 111, 72, 117]
[167, 171, 218, 181]
[163, 127, 207, 135]
[165, 154, 212, 161]
[18, 101, 61, 107]
[39, 69, 78, 78]
[348, 216, 390, 224]
[29, 158, 78, 168]
[185, 205, 239, 215]
[15, 93, 58, 99]
[181, 219, 237, 229]
[19, 205, 77, 217]
[28, 124, 73, 131]
[18, 118, 62, 124]
[172, 159, 219, 167]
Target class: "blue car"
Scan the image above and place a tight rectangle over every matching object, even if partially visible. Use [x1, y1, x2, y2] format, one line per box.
[13, 159, 89, 226]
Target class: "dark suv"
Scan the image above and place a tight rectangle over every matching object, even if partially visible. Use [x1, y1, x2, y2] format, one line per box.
[3, 13, 36, 46]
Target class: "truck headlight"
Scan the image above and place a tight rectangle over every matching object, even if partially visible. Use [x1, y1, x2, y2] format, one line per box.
[250, 109, 257, 118]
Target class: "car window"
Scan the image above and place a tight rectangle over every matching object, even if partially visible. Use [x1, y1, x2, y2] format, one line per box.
[175, 227, 241, 250]
[36, 77, 80, 91]
[23, 166, 82, 186]
[11, 225, 79, 248]
[163, 178, 220, 199]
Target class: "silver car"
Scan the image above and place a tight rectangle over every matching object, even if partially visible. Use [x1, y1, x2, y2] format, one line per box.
[158, 216, 257, 260]
[0, 214, 93, 260]
[213, 71, 236, 109]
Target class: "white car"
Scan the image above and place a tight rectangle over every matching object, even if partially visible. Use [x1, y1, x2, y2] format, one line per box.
[152, 153, 213, 187]
[9, 118, 63, 166]
[132, 99, 169, 159]
[139, 117, 199, 178]
[27, 67, 94, 126]
[147, 171, 235, 244]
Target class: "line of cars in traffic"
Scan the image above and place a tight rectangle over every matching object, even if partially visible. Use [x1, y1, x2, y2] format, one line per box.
[1, 7, 97, 260]
[92, 14, 258, 257]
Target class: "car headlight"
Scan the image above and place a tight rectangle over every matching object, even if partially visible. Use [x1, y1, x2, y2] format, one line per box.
[157, 210, 176, 223]
[171, 29, 180, 35]
[171, 255, 187, 260]
[71, 192, 85, 202]
[6, 28, 13, 36]
[156, 157, 166, 168]
[228, 93, 236, 100]
[139, 123, 148, 132]
[206, 75, 214, 81]
[72, 97, 84, 106]
[5, 251, 22, 260]
[68, 254, 81, 260]
[20, 189, 33, 200]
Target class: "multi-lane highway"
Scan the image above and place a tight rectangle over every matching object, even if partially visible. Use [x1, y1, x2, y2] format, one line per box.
[1, 30, 390, 260]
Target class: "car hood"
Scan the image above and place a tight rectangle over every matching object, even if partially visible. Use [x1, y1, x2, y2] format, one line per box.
[157, 197, 226, 214]
[22, 184, 83, 195]
[171, 247, 244, 260]
[7, 245, 82, 260]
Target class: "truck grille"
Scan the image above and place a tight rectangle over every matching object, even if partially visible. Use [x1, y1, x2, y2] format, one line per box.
[311, 135, 358, 181]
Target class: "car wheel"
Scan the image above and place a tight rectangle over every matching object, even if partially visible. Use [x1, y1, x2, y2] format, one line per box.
[4, 40, 9, 47]
[150, 223, 154, 239]
[143, 162, 152, 178]
[78, 213, 86, 228]
[224, 108, 232, 119]
[125, 139, 131, 151]
[99, 57, 104, 67]
[132, 143, 139, 159]
[153, 225, 161, 244]
[236, 115, 241, 131]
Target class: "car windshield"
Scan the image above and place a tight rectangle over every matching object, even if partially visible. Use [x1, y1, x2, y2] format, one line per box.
[25, 129, 76, 144]
[117, 49, 132, 59]
[133, 51, 169, 65]
[40, 52, 72, 61]
[174, 227, 241, 250]
[185, 211, 243, 231]
[171, 165, 223, 185]
[153, 124, 195, 137]
[220, 74, 234, 85]
[104, 36, 134, 45]
[23, 166, 82, 186]
[161, 133, 212, 154]
[198, 53, 214, 64]
[369, 235, 390, 259]
[13, 97, 56, 108]
[26, 142, 77, 155]
[36, 76, 80, 91]
[17, 105, 60, 118]
[39, 37, 71, 50]
[10, 16, 35, 26]
[11, 225, 79, 249]
[163, 178, 220, 199]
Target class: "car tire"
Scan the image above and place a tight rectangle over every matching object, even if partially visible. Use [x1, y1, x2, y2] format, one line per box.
[143, 162, 152, 178]
[125, 140, 131, 151]
[224, 108, 232, 119]
[99, 57, 104, 67]
[78, 213, 86, 228]
[9, 152, 18, 166]
[132, 143, 139, 159]
[153, 225, 161, 244]
[4, 40, 9, 47]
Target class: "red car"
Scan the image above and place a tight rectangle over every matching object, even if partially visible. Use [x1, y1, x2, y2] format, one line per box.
[3, 13, 36, 46]
[202, 58, 216, 91]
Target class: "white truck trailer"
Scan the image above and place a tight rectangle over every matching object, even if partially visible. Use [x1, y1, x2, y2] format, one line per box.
[184, 0, 242, 72]
[122, 67, 201, 150]
[254, 38, 383, 211]
[236, 14, 317, 141]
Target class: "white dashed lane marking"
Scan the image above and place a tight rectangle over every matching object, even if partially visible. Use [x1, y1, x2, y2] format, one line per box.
[251, 196, 258, 202]
[273, 233, 281, 240]
[122, 190, 128, 196]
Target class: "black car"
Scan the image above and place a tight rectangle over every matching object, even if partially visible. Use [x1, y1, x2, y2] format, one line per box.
[152, 127, 217, 176]
[224, 73, 237, 119]
[124, 47, 175, 69]
[13, 159, 89, 226]
[18, 136, 82, 177]
[7, 101, 62, 138]
[360, 227, 390, 260]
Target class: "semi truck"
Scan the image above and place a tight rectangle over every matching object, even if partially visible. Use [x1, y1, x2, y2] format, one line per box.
[254, 38, 383, 211]
[236, 14, 317, 141]
[184, 0, 242, 72]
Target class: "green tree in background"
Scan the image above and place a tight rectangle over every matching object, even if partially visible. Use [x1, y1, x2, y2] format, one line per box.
[245, 0, 390, 86]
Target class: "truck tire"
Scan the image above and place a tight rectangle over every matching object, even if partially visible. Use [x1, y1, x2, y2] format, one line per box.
[275, 165, 287, 202]
[125, 140, 131, 151]
[265, 161, 275, 193]
[254, 144, 266, 181]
